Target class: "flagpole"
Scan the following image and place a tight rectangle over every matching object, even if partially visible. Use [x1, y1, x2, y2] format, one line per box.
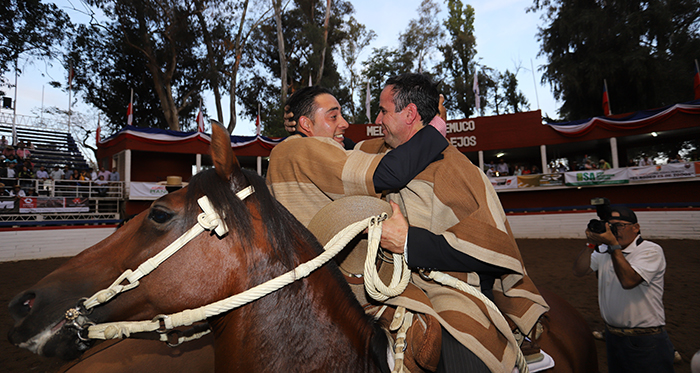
[256, 102, 261, 176]
[68, 61, 72, 134]
[12, 59, 17, 146]
[604, 79, 612, 115]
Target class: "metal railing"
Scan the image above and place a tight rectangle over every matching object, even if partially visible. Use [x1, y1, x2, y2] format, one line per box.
[1, 178, 124, 199]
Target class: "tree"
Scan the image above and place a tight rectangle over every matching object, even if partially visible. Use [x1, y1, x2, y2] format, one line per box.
[339, 16, 376, 122]
[239, 0, 356, 136]
[0, 0, 70, 93]
[359, 47, 414, 124]
[531, 0, 700, 120]
[398, 0, 444, 74]
[75, 0, 207, 131]
[438, 0, 477, 118]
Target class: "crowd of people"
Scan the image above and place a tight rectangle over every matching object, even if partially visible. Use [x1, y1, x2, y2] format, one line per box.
[484, 159, 541, 176]
[0, 137, 120, 199]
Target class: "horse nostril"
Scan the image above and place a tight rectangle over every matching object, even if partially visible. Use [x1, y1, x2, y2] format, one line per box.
[9, 291, 36, 320]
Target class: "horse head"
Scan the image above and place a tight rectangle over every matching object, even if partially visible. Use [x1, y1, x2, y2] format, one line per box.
[6, 122, 289, 360]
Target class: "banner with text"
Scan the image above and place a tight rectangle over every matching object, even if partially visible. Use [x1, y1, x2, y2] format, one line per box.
[628, 163, 696, 181]
[19, 197, 89, 213]
[565, 168, 630, 186]
[129, 182, 168, 200]
[490, 176, 519, 190]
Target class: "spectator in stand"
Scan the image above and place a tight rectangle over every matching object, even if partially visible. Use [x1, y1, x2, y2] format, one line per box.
[17, 165, 34, 185]
[90, 168, 98, 181]
[668, 154, 683, 163]
[36, 166, 49, 180]
[638, 156, 653, 166]
[513, 165, 523, 175]
[3, 145, 15, 158]
[0, 135, 7, 149]
[529, 164, 540, 174]
[485, 160, 496, 174]
[50, 165, 64, 181]
[627, 159, 637, 167]
[95, 175, 108, 197]
[584, 159, 596, 170]
[6, 162, 16, 179]
[496, 158, 509, 176]
[109, 167, 120, 182]
[25, 187, 39, 197]
[97, 166, 111, 181]
[599, 159, 611, 170]
[0, 182, 7, 196]
[62, 165, 72, 180]
[27, 140, 35, 150]
[9, 184, 25, 198]
[485, 166, 495, 177]
[16, 142, 30, 160]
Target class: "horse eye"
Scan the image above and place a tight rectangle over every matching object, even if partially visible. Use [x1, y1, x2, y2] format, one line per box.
[149, 209, 172, 224]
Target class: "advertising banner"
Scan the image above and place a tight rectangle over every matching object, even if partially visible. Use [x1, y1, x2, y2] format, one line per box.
[129, 182, 168, 200]
[564, 168, 629, 186]
[539, 173, 564, 187]
[517, 175, 541, 188]
[18, 197, 89, 213]
[490, 176, 519, 190]
[628, 163, 696, 181]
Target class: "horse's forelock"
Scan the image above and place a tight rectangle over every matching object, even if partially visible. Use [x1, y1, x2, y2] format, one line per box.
[184, 168, 320, 271]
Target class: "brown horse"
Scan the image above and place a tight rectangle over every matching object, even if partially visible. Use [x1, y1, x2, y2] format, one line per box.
[8, 123, 596, 372]
[8, 124, 391, 372]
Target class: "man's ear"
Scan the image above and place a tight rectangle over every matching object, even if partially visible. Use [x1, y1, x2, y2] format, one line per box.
[298, 116, 314, 134]
[404, 103, 419, 124]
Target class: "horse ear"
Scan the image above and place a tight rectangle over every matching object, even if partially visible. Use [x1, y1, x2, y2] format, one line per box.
[210, 119, 240, 181]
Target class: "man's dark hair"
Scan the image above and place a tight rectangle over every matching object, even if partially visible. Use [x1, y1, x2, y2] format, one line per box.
[286, 86, 333, 126]
[385, 73, 439, 124]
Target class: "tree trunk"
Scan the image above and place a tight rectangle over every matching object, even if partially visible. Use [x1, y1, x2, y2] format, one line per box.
[194, 0, 224, 122]
[273, 0, 288, 104]
[316, 0, 331, 84]
[227, 0, 251, 133]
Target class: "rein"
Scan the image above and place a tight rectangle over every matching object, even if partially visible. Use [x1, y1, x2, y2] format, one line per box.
[64, 187, 527, 372]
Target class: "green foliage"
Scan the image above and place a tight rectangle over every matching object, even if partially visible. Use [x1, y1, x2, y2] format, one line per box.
[0, 0, 70, 79]
[532, 0, 700, 120]
[359, 47, 415, 124]
[438, 0, 477, 118]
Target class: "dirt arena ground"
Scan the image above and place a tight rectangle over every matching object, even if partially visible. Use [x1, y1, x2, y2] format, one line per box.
[1, 239, 698, 372]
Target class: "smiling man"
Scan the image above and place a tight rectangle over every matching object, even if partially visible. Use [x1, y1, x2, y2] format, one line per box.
[575, 206, 675, 373]
[267, 85, 447, 226]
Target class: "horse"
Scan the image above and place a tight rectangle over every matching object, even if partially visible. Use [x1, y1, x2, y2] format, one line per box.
[8, 123, 597, 372]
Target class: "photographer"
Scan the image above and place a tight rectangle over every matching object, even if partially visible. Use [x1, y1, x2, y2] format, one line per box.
[574, 203, 675, 373]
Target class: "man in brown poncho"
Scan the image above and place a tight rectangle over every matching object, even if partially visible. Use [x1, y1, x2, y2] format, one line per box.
[268, 76, 548, 372]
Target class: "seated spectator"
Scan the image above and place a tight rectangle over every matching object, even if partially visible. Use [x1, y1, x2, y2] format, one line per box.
[522, 166, 531, 175]
[638, 155, 653, 166]
[496, 159, 509, 176]
[17, 165, 35, 187]
[3, 146, 16, 159]
[0, 135, 7, 149]
[669, 154, 683, 163]
[584, 159, 595, 170]
[485, 166, 495, 177]
[599, 159, 611, 170]
[513, 165, 523, 175]
[16, 142, 30, 160]
[25, 187, 39, 197]
[27, 140, 35, 150]
[529, 164, 540, 174]
[0, 182, 7, 196]
[95, 175, 108, 197]
[6, 162, 16, 179]
[9, 184, 25, 198]
[90, 168, 98, 181]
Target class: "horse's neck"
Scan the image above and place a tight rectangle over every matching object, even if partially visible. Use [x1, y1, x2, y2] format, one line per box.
[210, 265, 382, 372]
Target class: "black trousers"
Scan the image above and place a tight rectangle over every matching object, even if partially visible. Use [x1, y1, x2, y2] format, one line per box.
[436, 328, 490, 373]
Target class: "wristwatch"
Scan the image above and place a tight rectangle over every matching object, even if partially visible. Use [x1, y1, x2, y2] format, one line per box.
[608, 244, 622, 253]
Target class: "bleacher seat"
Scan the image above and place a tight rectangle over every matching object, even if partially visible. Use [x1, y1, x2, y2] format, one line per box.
[0, 124, 91, 170]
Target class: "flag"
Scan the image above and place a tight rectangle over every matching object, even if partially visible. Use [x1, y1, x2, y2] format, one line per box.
[196, 101, 205, 132]
[694, 59, 700, 100]
[96, 119, 101, 144]
[473, 70, 480, 114]
[365, 80, 371, 122]
[126, 102, 133, 126]
[127, 88, 134, 126]
[255, 109, 261, 136]
[602, 79, 612, 116]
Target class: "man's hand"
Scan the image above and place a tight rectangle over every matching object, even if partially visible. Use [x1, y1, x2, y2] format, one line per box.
[380, 201, 409, 254]
[585, 222, 619, 247]
[284, 105, 296, 134]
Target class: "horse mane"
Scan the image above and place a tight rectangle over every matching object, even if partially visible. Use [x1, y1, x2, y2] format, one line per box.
[185, 168, 390, 372]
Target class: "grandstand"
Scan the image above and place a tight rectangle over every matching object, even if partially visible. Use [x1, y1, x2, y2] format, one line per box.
[1, 122, 122, 227]
[0, 123, 91, 171]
